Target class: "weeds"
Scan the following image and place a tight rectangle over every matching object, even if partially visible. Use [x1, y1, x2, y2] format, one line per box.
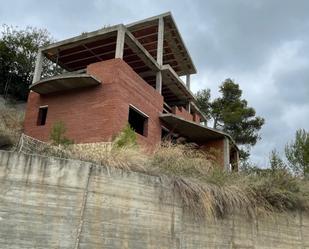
[15, 133, 309, 219]
[0, 105, 24, 149]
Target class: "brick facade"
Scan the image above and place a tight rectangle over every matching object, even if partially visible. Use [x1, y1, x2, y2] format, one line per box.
[24, 59, 163, 149]
[171, 106, 195, 122]
[24, 58, 235, 168]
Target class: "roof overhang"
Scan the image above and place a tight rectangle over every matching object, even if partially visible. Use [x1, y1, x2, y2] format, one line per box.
[127, 12, 197, 76]
[41, 25, 120, 71]
[160, 113, 238, 150]
[161, 64, 195, 104]
[29, 73, 101, 94]
[40, 25, 160, 76]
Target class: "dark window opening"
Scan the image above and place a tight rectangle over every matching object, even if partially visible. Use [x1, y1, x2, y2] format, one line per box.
[161, 127, 178, 143]
[128, 106, 148, 136]
[37, 106, 48, 126]
[161, 128, 170, 140]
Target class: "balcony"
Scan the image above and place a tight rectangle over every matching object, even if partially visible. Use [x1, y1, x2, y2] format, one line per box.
[29, 73, 101, 95]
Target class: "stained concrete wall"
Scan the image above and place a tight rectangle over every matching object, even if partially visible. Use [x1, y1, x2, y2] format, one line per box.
[0, 150, 308, 249]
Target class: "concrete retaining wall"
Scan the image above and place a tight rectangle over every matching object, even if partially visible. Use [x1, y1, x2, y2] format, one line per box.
[0, 151, 308, 248]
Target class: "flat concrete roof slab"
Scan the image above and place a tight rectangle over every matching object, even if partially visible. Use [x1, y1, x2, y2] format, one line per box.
[160, 113, 228, 143]
[29, 74, 101, 95]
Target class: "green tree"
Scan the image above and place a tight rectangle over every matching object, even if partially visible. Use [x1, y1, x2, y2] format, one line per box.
[195, 89, 212, 120]
[195, 79, 265, 160]
[269, 149, 286, 172]
[285, 129, 309, 178]
[0, 25, 54, 100]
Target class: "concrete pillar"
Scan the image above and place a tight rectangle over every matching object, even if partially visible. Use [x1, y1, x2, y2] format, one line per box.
[115, 26, 125, 59]
[155, 17, 164, 94]
[235, 150, 240, 171]
[186, 102, 191, 113]
[186, 74, 191, 90]
[156, 17, 164, 65]
[32, 49, 44, 84]
[223, 138, 230, 171]
[156, 71, 162, 94]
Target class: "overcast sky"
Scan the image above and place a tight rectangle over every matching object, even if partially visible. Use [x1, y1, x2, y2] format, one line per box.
[1, 0, 308, 166]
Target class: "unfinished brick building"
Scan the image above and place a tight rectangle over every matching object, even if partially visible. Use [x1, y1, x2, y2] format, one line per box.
[24, 12, 239, 170]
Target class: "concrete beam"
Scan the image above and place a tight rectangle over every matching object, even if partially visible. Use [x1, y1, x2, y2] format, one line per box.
[124, 28, 160, 71]
[126, 12, 197, 75]
[115, 26, 125, 59]
[161, 64, 195, 101]
[40, 25, 120, 53]
[186, 74, 190, 90]
[32, 49, 44, 84]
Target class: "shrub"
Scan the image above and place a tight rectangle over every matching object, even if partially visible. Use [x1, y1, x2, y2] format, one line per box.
[49, 121, 73, 146]
[114, 124, 137, 148]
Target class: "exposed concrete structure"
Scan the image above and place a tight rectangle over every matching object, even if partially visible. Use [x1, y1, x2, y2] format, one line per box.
[29, 73, 101, 94]
[32, 49, 44, 84]
[24, 12, 239, 169]
[0, 150, 308, 248]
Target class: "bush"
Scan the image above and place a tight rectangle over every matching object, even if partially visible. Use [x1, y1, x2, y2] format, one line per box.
[49, 121, 73, 146]
[113, 124, 137, 148]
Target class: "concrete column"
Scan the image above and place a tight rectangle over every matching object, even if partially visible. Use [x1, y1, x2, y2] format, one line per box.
[223, 138, 230, 171]
[186, 74, 191, 90]
[235, 150, 240, 171]
[156, 71, 162, 94]
[186, 102, 191, 113]
[156, 17, 164, 65]
[32, 49, 44, 84]
[156, 17, 164, 94]
[115, 26, 125, 59]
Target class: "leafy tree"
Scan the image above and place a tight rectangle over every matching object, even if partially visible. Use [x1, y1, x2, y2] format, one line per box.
[0, 25, 54, 100]
[49, 121, 74, 146]
[285, 129, 309, 178]
[269, 149, 286, 172]
[195, 89, 212, 120]
[196, 79, 265, 159]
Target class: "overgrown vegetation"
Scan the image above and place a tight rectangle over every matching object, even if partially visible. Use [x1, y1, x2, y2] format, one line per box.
[2, 116, 308, 219]
[0, 105, 24, 149]
[16, 130, 309, 220]
[113, 124, 138, 148]
[49, 121, 74, 146]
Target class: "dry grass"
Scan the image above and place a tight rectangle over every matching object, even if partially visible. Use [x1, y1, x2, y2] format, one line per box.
[149, 142, 214, 179]
[17, 134, 309, 219]
[0, 105, 24, 149]
[69, 142, 147, 173]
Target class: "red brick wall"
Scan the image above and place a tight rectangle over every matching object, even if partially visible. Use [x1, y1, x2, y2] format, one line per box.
[171, 106, 194, 122]
[192, 113, 201, 123]
[24, 59, 163, 149]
